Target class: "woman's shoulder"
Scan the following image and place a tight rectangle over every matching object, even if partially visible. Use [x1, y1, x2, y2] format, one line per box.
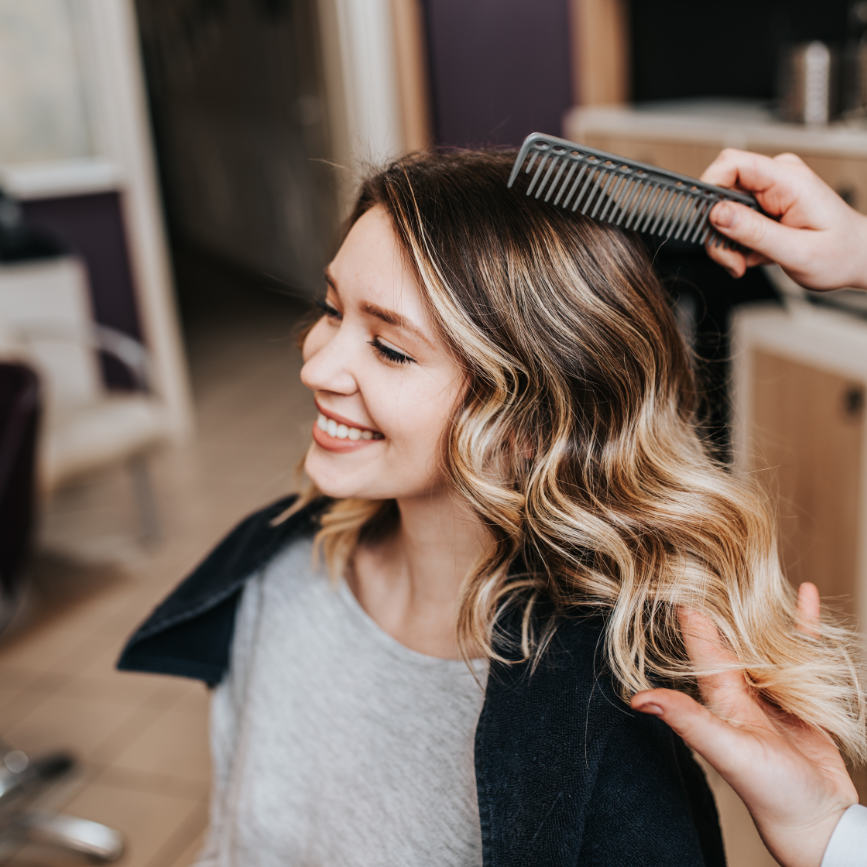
[115, 494, 331, 685]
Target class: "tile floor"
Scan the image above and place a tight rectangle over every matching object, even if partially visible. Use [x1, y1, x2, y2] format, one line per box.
[0, 252, 775, 865]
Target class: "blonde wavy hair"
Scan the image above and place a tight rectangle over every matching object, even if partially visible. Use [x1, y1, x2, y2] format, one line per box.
[291, 149, 867, 764]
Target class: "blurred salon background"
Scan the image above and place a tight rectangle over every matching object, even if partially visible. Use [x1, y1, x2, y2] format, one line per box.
[1, 1, 866, 864]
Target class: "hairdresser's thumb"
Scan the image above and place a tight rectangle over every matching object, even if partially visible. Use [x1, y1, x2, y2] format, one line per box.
[631, 688, 743, 779]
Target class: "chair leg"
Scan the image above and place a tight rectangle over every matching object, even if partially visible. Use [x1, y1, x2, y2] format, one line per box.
[0, 743, 74, 801]
[0, 742, 124, 861]
[12, 812, 125, 862]
[127, 455, 161, 545]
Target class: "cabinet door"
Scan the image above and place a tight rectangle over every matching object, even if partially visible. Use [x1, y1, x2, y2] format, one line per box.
[749, 349, 865, 617]
[575, 132, 722, 179]
[749, 348, 867, 799]
[791, 155, 867, 213]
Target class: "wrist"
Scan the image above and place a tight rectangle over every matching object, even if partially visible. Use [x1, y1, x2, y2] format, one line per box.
[846, 211, 867, 291]
[813, 805, 850, 867]
[811, 802, 866, 867]
[757, 801, 854, 867]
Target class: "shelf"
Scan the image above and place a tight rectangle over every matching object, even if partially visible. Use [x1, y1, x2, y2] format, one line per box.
[0, 158, 123, 201]
[566, 100, 867, 157]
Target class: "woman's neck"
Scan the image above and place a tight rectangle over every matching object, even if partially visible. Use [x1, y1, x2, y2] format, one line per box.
[350, 491, 490, 658]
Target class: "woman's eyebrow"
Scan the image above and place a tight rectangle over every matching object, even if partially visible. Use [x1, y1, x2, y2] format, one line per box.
[324, 269, 434, 349]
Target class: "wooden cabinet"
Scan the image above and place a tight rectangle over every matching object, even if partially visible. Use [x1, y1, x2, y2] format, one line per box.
[746, 349, 865, 611]
[731, 303, 867, 804]
[564, 103, 867, 211]
[731, 303, 867, 622]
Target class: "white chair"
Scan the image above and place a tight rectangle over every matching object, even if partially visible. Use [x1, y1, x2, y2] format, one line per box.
[0, 256, 172, 541]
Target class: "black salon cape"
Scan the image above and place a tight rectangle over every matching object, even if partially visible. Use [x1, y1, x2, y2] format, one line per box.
[118, 495, 726, 866]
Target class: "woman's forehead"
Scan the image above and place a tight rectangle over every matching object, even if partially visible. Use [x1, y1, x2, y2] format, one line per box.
[331, 207, 428, 318]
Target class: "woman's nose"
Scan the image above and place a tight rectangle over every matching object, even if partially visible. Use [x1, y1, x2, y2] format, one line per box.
[300, 321, 357, 395]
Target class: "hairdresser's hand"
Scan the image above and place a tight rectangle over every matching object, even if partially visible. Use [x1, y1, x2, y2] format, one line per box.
[630, 582, 858, 867]
[700, 148, 867, 291]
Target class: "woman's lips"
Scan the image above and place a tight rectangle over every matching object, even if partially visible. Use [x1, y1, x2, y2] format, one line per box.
[311, 417, 383, 452]
[314, 402, 381, 434]
[311, 405, 384, 453]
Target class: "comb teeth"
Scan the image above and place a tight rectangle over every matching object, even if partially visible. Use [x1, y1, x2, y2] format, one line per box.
[508, 133, 761, 251]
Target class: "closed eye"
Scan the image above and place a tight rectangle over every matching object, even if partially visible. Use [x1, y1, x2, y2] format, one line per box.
[369, 338, 415, 365]
[317, 298, 414, 364]
[316, 298, 340, 320]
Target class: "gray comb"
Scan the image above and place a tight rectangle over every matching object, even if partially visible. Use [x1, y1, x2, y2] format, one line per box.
[508, 132, 762, 250]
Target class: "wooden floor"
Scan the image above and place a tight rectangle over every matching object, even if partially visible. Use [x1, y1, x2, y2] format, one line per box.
[0, 252, 773, 865]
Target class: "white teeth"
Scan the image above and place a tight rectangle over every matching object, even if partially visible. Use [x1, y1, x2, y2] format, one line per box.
[316, 413, 380, 442]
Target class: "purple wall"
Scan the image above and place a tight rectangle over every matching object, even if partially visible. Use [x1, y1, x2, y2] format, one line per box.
[421, 0, 574, 148]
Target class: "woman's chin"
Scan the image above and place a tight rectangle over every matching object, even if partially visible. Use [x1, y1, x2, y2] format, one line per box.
[304, 446, 364, 499]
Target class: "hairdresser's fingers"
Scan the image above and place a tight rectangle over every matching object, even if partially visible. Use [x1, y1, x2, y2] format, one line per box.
[677, 607, 767, 726]
[633, 688, 858, 867]
[709, 200, 809, 267]
[746, 251, 772, 268]
[701, 149, 808, 213]
[705, 241, 770, 278]
[700, 148, 788, 192]
[796, 581, 821, 638]
[703, 148, 867, 290]
[630, 687, 746, 778]
[704, 241, 746, 277]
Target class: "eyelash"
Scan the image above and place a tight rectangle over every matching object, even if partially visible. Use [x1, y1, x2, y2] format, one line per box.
[369, 339, 413, 365]
[315, 298, 415, 366]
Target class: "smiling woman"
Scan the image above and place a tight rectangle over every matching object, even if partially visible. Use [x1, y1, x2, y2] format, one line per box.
[300, 206, 467, 504]
[118, 148, 867, 867]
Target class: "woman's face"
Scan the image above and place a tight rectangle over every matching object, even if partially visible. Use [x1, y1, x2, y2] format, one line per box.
[301, 206, 466, 502]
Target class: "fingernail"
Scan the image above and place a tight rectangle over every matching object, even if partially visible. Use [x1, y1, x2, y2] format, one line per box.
[634, 703, 664, 717]
[712, 202, 735, 228]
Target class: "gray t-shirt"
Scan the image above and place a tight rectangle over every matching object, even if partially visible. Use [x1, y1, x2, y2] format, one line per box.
[195, 536, 488, 866]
